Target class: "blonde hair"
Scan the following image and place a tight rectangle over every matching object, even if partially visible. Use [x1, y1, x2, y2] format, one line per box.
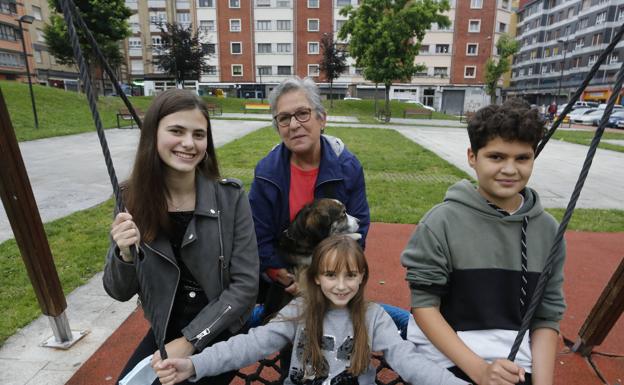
[301, 235, 370, 377]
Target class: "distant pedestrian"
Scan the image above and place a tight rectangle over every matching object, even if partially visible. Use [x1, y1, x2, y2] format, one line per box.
[548, 101, 557, 122]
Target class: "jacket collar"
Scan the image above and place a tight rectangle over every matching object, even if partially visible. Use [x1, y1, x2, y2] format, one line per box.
[194, 171, 219, 218]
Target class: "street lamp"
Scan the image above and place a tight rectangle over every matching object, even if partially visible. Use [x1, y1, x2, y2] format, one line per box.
[257, 66, 263, 103]
[16, 14, 39, 129]
[555, 38, 569, 106]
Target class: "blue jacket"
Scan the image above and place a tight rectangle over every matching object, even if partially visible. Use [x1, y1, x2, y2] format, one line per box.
[249, 135, 370, 272]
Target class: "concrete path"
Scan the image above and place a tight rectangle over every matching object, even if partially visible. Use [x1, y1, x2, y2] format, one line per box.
[0, 120, 269, 243]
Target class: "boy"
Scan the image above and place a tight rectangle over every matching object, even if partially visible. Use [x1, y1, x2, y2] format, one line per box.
[401, 99, 565, 385]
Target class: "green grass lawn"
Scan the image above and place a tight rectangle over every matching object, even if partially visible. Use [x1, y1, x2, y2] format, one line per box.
[1, 123, 623, 346]
[3, 81, 457, 142]
[552, 129, 624, 153]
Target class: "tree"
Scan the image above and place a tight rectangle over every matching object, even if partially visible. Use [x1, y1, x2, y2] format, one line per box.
[319, 33, 347, 108]
[339, 0, 450, 122]
[484, 34, 520, 104]
[152, 22, 209, 88]
[44, 0, 131, 95]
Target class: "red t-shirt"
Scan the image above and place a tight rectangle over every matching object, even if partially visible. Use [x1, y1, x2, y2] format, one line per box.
[289, 163, 319, 221]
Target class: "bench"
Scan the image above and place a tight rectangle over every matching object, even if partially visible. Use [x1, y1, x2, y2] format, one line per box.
[206, 103, 222, 116]
[116, 107, 144, 129]
[403, 108, 432, 119]
[244, 103, 270, 113]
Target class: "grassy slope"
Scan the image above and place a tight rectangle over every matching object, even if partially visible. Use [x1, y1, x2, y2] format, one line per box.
[552, 129, 624, 153]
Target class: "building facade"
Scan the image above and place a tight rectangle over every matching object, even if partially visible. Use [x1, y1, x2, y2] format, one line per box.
[124, 0, 513, 113]
[507, 0, 624, 105]
[0, 0, 36, 82]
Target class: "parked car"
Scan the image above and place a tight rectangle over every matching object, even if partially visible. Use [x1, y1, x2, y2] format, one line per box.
[576, 106, 623, 126]
[561, 107, 594, 123]
[343, 96, 362, 100]
[574, 101, 599, 109]
[607, 111, 624, 128]
[403, 100, 436, 111]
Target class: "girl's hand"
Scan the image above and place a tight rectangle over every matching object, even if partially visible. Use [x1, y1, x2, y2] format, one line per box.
[110, 212, 140, 262]
[151, 337, 195, 368]
[154, 358, 195, 385]
[478, 359, 526, 385]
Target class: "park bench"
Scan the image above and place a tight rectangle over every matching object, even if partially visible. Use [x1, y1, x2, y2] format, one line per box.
[116, 107, 144, 129]
[403, 108, 432, 119]
[206, 103, 222, 116]
[244, 103, 270, 113]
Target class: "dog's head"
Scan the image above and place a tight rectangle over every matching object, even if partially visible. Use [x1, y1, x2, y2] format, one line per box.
[279, 199, 360, 266]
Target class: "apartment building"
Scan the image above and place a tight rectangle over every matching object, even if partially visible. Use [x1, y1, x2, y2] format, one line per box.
[507, 0, 624, 105]
[0, 0, 36, 82]
[124, 0, 512, 113]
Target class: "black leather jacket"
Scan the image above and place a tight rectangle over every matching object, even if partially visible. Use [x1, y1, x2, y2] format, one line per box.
[103, 174, 259, 351]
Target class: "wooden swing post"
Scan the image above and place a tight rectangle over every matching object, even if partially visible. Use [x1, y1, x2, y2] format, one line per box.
[572, 256, 624, 356]
[0, 89, 84, 348]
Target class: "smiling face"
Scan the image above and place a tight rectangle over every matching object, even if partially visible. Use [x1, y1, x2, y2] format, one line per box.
[468, 137, 535, 212]
[314, 250, 364, 309]
[156, 108, 208, 177]
[275, 90, 325, 164]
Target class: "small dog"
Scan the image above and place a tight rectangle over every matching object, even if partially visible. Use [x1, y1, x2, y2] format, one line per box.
[263, 199, 360, 321]
[279, 198, 361, 268]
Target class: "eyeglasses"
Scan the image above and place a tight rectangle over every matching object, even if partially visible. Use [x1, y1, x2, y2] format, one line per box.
[273, 108, 312, 128]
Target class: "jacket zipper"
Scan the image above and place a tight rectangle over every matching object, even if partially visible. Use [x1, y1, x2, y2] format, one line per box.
[193, 304, 232, 341]
[217, 209, 225, 291]
[143, 243, 180, 352]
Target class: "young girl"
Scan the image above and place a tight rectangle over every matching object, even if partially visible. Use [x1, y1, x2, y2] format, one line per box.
[104, 89, 259, 385]
[153, 235, 468, 385]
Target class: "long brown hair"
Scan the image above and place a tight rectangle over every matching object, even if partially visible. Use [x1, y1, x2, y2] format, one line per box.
[302, 235, 370, 377]
[123, 89, 219, 242]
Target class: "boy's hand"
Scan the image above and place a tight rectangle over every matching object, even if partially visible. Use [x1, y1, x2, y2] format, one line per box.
[154, 358, 195, 385]
[151, 337, 195, 369]
[478, 359, 526, 385]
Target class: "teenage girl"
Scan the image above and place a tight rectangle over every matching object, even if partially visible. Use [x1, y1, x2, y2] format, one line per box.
[153, 235, 468, 385]
[104, 89, 259, 385]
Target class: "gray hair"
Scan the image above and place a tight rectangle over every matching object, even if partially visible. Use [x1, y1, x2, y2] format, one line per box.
[268, 76, 326, 130]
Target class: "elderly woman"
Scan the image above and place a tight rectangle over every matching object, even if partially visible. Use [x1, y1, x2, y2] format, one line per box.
[248, 77, 370, 311]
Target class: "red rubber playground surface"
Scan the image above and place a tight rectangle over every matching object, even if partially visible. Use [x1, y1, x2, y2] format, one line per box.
[66, 223, 623, 385]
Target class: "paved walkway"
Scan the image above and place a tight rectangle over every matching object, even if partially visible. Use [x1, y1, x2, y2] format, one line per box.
[1, 117, 623, 385]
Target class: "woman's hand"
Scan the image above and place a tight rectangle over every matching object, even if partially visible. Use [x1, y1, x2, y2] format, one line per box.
[477, 359, 526, 385]
[154, 358, 195, 385]
[110, 212, 140, 262]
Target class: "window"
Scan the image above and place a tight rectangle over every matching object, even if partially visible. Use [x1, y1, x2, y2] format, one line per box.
[335, 19, 346, 32]
[32, 5, 42, 20]
[501, 0, 509, 9]
[276, 43, 291, 53]
[277, 65, 291, 75]
[34, 50, 42, 64]
[469, 20, 481, 33]
[202, 43, 215, 54]
[308, 42, 319, 54]
[204, 65, 217, 75]
[592, 33, 602, 46]
[308, 0, 319, 7]
[308, 64, 320, 77]
[0, 1, 17, 15]
[579, 18, 588, 29]
[230, 19, 241, 32]
[149, 12, 167, 25]
[434, 67, 448, 77]
[567, 7, 574, 18]
[498, 22, 507, 33]
[576, 38, 584, 49]
[308, 19, 319, 31]
[466, 43, 478, 55]
[609, 53, 620, 64]
[177, 12, 190, 25]
[336, 0, 351, 6]
[435, 44, 449, 53]
[256, 0, 271, 6]
[464, 66, 476, 78]
[229, 0, 240, 7]
[419, 45, 430, 54]
[231, 42, 242, 54]
[130, 59, 143, 74]
[198, 0, 214, 6]
[128, 37, 142, 48]
[618, 7, 624, 21]
[595, 12, 607, 25]
[257, 43, 272, 53]
[152, 36, 162, 47]
[471, 0, 482, 8]
[0, 24, 16, 41]
[277, 20, 291, 31]
[258, 65, 272, 75]
[199, 20, 215, 32]
[256, 20, 271, 30]
[573, 57, 581, 68]
[277, 0, 291, 7]
[588, 54, 598, 65]
[544, 47, 551, 57]
[232, 64, 243, 76]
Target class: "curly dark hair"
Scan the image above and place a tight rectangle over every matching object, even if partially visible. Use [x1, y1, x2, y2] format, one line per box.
[467, 98, 546, 154]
